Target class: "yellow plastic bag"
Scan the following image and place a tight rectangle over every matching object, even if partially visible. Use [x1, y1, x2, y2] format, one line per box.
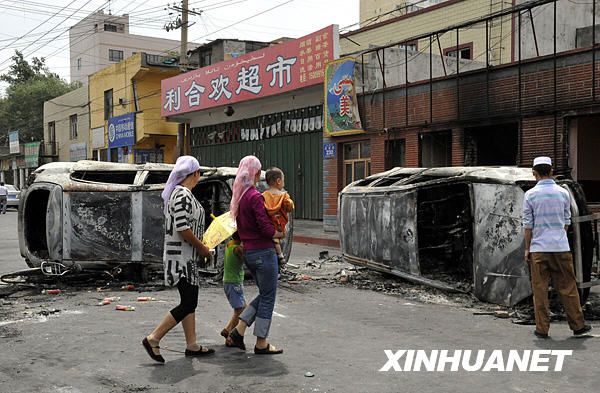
[202, 211, 237, 250]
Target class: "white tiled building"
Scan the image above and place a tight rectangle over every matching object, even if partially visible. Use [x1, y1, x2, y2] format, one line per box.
[69, 10, 196, 84]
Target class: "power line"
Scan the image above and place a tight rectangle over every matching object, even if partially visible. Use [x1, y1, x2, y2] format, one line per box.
[0, 0, 79, 53]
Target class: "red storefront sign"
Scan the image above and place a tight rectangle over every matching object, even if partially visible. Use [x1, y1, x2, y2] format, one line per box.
[161, 25, 339, 117]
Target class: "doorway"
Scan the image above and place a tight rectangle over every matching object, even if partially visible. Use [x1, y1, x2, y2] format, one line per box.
[570, 116, 600, 204]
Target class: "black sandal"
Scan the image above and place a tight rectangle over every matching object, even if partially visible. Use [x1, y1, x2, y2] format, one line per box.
[226, 328, 246, 350]
[185, 346, 215, 357]
[142, 337, 165, 363]
[254, 343, 283, 355]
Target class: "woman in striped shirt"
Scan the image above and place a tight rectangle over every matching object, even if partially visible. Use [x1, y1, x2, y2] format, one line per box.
[142, 156, 215, 363]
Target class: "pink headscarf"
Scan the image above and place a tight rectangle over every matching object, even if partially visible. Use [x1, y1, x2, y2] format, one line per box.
[162, 156, 200, 214]
[230, 155, 262, 219]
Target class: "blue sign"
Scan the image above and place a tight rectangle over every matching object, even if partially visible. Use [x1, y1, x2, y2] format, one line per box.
[108, 113, 136, 149]
[323, 142, 336, 159]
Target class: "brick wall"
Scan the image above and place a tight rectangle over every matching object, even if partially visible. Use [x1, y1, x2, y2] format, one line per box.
[323, 49, 600, 231]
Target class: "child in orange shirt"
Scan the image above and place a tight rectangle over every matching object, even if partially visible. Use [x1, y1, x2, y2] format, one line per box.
[263, 167, 295, 266]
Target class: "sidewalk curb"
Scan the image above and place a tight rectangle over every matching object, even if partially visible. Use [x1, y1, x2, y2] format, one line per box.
[293, 235, 340, 249]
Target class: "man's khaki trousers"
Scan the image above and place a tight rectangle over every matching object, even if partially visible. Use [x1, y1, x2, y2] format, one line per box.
[530, 252, 586, 334]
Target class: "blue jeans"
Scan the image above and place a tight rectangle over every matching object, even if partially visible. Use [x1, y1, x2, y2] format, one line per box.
[239, 248, 278, 338]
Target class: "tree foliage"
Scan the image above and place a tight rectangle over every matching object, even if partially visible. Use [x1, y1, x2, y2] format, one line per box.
[0, 50, 79, 144]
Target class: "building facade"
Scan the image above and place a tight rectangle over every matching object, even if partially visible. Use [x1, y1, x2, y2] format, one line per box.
[188, 39, 271, 68]
[323, 0, 600, 231]
[89, 53, 181, 164]
[70, 10, 197, 84]
[43, 86, 90, 162]
[162, 26, 340, 220]
[349, 0, 513, 66]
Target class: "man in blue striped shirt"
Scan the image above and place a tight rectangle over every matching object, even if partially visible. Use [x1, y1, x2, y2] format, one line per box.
[523, 156, 591, 338]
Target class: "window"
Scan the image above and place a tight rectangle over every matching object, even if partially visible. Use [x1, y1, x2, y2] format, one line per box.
[104, 89, 113, 120]
[77, 58, 81, 70]
[109, 49, 123, 62]
[47, 122, 56, 142]
[444, 43, 473, 60]
[104, 23, 117, 32]
[386, 139, 406, 169]
[343, 141, 371, 186]
[71, 171, 137, 184]
[399, 41, 418, 51]
[69, 114, 78, 139]
[419, 131, 452, 167]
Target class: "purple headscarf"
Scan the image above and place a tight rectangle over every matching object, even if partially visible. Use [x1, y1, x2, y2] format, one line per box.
[162, 156, 200, 214]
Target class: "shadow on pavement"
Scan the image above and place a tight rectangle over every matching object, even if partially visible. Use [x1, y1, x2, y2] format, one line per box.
[144, 347, 289, 385]
[146, 357, 208, 385]
[197, 347, 289, 377]
[532, 335, 593, 351]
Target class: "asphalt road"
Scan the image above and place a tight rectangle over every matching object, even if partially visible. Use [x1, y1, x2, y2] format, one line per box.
[1, 210, 600, 392]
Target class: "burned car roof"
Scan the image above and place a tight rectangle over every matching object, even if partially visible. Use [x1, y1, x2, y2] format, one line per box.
[339, 166, 595, 306]
[344, 166, 536, 191]
[29, 160, 240, 191]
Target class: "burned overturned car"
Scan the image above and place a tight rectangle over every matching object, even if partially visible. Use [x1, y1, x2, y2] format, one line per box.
[339, 167, 599, 306]
[18, 161, 292, 277]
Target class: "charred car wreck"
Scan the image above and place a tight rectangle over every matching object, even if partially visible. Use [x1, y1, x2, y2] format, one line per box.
[18, 161, 292, 277]
[339, 167, 599, 306]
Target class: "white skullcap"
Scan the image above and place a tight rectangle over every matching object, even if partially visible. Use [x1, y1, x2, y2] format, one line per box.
[533, 156, 552, 167]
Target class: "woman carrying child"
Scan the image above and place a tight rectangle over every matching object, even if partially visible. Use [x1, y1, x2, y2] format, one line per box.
[226, 155, 285, 354]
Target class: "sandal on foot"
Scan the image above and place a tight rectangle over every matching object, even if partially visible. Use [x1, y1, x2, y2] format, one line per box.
[226, 328, 246, 350]
[185, 346, 215, 357]
[220, 329, 229, 339]
[254, 344, 283, 355]
[142, 337, 165, 363]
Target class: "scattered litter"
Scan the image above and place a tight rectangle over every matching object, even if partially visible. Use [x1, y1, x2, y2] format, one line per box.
[473, 311, 495, 316]
[304, 371, 315, 378]
[305, 261, 321, 269]
[37, 309, 60, 316]
[41, 289, 61, 295]
[115, 305, 135, 311]
[98, 296, 121, 306]
[137, 297, 155, 302]
[319, 251, 329, 260]
[339, 270, 349, 284]
[121, 284, 135, 291]
[494, 310, 510, 319]
[286, 263, 299, 269]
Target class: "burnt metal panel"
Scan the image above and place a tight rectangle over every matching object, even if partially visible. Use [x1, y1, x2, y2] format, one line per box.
[471, 183, 532, 306]
[142, 191, 166, 261]
[46, 186, 63, 261]
[69, 192, 133, 261]
[340, 190, 418, 274]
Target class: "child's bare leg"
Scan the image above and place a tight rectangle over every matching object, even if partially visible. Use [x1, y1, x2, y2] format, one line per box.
[274, 242, 283, 258]
[224, 306, 245, 332]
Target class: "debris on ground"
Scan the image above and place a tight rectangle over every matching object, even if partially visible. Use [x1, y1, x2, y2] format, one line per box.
[304, 372, 315, 378]
[115, 305, 136, 311]
[41, 289, 61, 295]
[136, 296, 156, 302]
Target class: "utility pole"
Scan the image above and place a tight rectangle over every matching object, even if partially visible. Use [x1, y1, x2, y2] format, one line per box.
[177, 0, 188, 157]
[180, 0, 188, 72]
[164, 0, 201, 157]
